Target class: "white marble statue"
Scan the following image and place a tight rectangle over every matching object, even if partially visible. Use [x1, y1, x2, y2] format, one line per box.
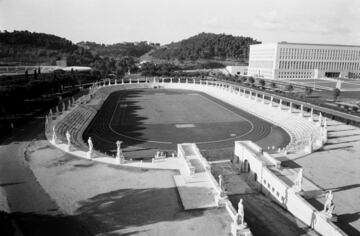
[116, 140, 124, 164]
[51, 126, 57, 144]
[87, 137, 93, 158]
[237, 199, 245, 225]
[66, 130, 71, 151]
[294, 168, 303, 191]
[323, 190, 335, 216]
[219, 175, 225, 193]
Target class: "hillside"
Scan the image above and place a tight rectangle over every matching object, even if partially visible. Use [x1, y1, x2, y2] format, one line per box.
[0, 31, 155, 75]
[0, 30, 79, 65]
[77, 41, 159, 59]
[149, 33, 261, 64]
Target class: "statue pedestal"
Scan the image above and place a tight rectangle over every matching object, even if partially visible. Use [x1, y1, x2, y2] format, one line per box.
[231, 222, 250, 236]
[292, 185, 302, 193]
[116, 155, 124, 165]
[319, 211, 335, 221]
[304, 145, 313, 154]
[87, 151, 93, 159]
[215, 192, 228, 207]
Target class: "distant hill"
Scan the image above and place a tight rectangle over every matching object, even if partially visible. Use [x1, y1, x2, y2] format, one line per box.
[77, 41, 159, 59]
[0, 30, 79, 65]
[149, 33, 261, 64]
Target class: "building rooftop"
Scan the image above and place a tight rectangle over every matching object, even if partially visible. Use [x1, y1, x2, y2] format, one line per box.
[277, 41, 360, 48]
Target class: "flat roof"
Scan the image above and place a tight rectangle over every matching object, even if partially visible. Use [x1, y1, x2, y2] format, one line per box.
[277, 42, 360, 48]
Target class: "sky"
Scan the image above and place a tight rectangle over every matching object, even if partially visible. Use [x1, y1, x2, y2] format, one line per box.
[0, 0, 359, 45]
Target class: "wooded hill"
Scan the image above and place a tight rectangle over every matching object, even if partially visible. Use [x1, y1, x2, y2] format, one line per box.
[77, 41, 159, 59]
[150, 33, 261, 64]
[0, 31, 157, 75]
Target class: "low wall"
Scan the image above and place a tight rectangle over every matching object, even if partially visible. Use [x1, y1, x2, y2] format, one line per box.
[234, 141, 346, 236]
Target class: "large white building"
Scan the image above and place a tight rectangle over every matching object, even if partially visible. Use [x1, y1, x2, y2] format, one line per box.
[248, 42, 360, 80]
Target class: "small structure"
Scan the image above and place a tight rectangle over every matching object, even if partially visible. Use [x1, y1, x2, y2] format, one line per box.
[219, 174, 225, 193]
[299, 104, 304, 117]
[293, 168, 303, 192]
[65, 130, 71, 152]
[309, 108, 314, 122]
[322, 190, 335, 218]
[153, 151, 167, 162]
[87, 137, 93, 159]
[51, 126, 57, 144]
[115, 140, 124, 164]
[335, 80, 342, 90]
[304, 136, 313, 154]
[231, 198, 249, 235]
[289, 102, 293, 113]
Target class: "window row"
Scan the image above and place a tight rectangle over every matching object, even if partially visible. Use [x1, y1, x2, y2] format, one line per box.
[278, 60, 360, 71]
[278, 71, 312, 79]
[279, 47, 360, 61]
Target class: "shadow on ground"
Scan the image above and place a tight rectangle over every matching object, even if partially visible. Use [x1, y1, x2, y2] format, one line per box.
[74, 187, 207, 235]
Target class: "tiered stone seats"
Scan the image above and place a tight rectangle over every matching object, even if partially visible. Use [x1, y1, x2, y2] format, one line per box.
[204, 87, 321, 153]
[55, 105, 95, 149]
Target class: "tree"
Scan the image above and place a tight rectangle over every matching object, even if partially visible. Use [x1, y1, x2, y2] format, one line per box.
[285, 84, 294, 92]
[333, 88, 341, 101]
[248, 77, 255, 85]
[304, 87, 313, 96]
[270, 82, 277, 89]
[240, 76, 247, 84]
[258, 79, 265, 89]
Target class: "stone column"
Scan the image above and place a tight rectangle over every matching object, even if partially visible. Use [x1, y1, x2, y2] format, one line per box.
[122, 79, 124, 84]
[137, 79, 140, 84]
[309, 108, 314, 122]
[270, 96, 273, 106]
[129, 78, 132, 84]
[299, 104, 304, 117]
[186, 78, 188, 84]
[289, 102, 293, 113]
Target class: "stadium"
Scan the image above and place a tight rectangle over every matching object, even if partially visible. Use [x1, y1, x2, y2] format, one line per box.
[43, 77, 356, 236]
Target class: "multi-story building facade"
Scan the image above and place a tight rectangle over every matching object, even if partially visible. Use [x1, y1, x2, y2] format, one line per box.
[248, 42, 360, 80]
